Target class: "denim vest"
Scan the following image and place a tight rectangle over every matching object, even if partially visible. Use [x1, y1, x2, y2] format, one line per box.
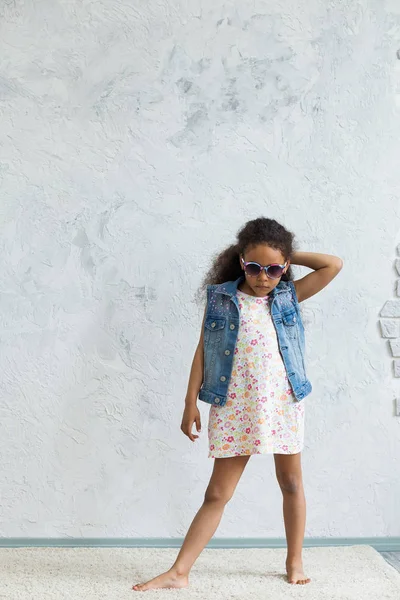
[198, 274, 312, 407]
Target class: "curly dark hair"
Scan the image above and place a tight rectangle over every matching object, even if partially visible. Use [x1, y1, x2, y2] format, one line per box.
[195, 217, 297, 305]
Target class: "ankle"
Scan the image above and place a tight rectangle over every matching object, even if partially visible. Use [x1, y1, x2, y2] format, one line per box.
[286, 555, 303, 565]
[170, 565, 189, 579]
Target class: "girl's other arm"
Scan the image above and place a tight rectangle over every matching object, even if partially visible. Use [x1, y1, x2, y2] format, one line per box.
[184, 305, 206, 405]
[291, 251, 343, 303]
[181, 305, 207, 442]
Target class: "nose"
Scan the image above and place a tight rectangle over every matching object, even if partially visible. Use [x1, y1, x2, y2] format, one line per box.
[258, 269, 269, 282]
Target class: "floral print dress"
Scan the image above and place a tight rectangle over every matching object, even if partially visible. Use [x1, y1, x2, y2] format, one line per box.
[208, 288, 305, 458]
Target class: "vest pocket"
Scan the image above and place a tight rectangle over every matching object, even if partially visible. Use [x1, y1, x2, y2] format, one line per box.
[281, 310, 297, 326]
[204, 317, 226, 330]
[281, 310, 297, 337]
[203, 317, 227, 385]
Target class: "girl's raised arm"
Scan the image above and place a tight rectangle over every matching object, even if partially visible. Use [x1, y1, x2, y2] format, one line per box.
[291, 252, 343, 303]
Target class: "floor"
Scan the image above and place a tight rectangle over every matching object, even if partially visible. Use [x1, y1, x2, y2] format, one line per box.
[380, 552, 400, 572]
[1, 546, 399, 600]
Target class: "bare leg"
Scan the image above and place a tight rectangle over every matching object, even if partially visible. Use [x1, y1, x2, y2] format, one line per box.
[132, 455, 251, 591]
[274, 452, 311, 585]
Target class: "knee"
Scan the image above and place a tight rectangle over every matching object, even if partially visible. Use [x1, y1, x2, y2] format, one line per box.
[276, 472, 302, 495]
[204, 486, 232, 506]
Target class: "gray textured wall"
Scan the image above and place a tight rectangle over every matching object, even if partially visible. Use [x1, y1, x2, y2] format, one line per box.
[1, 0, 400, 538]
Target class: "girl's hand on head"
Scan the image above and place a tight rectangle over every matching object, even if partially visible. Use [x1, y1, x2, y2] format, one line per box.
[181, 405, 202, 442]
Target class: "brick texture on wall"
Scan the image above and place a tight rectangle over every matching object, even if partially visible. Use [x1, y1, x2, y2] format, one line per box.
[380, 245, 400, 377]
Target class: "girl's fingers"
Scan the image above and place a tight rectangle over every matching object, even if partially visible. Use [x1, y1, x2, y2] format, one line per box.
[188, 427, 199, 441]
[188, 430, 198, 440]
[183, 419, 201, 441]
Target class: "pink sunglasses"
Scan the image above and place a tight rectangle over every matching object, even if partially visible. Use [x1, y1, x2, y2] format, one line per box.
[241, 257, 288, 279]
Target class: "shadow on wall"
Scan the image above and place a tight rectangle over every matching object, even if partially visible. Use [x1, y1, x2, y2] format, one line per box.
[380, 244, 400, 380]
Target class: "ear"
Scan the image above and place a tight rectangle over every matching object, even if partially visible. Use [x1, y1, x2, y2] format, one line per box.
[284, 259, 290, 273]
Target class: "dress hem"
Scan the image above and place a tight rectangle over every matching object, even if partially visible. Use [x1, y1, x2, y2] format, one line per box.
[208, 447, 303, 459]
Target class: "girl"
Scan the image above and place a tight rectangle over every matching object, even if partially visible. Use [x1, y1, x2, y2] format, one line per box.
[133, 217, 343, 591]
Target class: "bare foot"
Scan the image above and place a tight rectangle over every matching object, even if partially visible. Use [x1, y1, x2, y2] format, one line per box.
[132, 568, 189, 592]
[286, 561, 311, 585]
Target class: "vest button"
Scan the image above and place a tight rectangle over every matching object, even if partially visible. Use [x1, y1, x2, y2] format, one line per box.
[211, 322, 216, 328]
[214, 398, 220, 403]
[230, 324, 235, 330]
[220, 376, 226, 381]
[224, 350, 230, 355]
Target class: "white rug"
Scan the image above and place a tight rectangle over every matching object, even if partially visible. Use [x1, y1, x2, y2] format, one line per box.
[0, 545, 399, 599]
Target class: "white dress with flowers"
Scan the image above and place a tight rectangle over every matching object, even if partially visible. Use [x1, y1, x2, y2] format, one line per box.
[208, 288, 305, 458]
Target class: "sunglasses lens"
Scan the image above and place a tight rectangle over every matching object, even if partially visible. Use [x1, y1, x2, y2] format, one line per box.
[267, 265, 284, 279]
[245, 263, 261, 276]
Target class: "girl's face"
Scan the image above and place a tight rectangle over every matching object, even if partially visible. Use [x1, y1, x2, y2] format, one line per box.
[239, 244, 290, 297]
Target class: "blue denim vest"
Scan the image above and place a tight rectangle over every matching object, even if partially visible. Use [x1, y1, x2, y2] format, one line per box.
[198, 274, 312, 407]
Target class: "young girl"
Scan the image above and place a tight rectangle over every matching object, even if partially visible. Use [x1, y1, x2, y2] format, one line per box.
[133, 217, 343, 591]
